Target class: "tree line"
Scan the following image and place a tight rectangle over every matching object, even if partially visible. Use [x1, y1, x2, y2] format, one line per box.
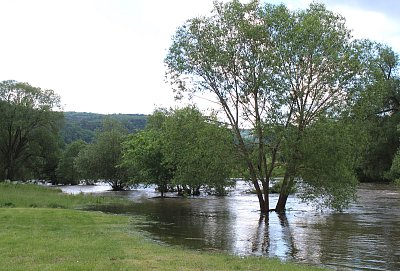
[1, 1, 399, 214]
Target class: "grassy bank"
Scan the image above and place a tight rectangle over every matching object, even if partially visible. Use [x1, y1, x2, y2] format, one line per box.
[0, 183, 125, 209]
[0, 183, 325, 270]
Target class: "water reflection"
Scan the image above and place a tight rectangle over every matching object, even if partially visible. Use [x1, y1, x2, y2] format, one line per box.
[61, 182, 400, 271]
[250, 216, 269, 255]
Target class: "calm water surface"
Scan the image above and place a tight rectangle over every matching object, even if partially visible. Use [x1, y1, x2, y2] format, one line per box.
[61, 181, 400, 271]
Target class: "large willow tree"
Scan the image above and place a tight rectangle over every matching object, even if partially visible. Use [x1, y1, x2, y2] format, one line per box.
[165, 0, 362, 213]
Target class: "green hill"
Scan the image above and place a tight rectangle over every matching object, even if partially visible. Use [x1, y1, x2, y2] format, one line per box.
[61, 112, 148, 144]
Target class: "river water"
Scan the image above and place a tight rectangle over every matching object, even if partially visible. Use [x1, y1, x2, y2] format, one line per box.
[61, 181, 400, 270]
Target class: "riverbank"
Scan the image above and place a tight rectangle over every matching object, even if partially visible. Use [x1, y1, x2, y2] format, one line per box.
[0, 183, 325, 270]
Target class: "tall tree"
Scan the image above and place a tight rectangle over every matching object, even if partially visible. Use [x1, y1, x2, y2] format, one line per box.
[166, 0, 277, 213]
[165, 1, 361, 213]
[269, 3, 360, 211]
[0, 80, 62, 181]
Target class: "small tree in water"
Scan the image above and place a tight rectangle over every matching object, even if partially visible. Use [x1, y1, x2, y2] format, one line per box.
[122, 106, 236, 197]
[75, 118, 129, 190]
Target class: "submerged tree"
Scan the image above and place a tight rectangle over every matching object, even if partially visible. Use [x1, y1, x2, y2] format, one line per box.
[122, 128, 172, 197]
[165, 0, 362, 213]
[56, 140, 87, 185]
[166, 0, 276, 212]
[162, 107, 236, 195]
[268, 3, 360, 211]
[75, 118, 129, 190]
[0, 80, 62, 181]
[122, 106, 235, 197]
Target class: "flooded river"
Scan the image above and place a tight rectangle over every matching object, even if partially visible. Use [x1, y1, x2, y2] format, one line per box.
[61, 181, 400, 270]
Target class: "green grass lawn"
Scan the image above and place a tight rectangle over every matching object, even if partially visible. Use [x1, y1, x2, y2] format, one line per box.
[0, 183, 326, 270]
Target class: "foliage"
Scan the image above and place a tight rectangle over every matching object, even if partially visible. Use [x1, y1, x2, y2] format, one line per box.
[357, 114, 400, 182]
[352, 42, 400, 182]
[61, 111, 147, 144]
[55, 140, 87, 185]
[165, 1, 361, 212]
[75, 118, 129, 190]
[122, 129, 172, 197]
[122, 107, 236, 197]
[269, 178, 296, 194]
[0, 80, 63, 181]
[162, 107, 236, 195]
[295, 119, 361, 210]
[388, 148, 400, 183]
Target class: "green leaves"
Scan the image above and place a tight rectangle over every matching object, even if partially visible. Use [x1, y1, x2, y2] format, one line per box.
[0, 80, 62, 181]
[165, 1, 365, 211]
[56, 140, 87, 185]
[162, 107, 235, 190]
[122, 106, 235, 196]
[75, 119, 129, 190]
[296, 119, 360, 210]
[389, 149, 400, 182]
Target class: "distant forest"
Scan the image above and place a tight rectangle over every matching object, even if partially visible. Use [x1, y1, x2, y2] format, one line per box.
[61, 112, 148, 144]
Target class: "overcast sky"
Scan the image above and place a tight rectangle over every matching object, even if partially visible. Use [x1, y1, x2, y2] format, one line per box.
[0, 0, 399, 114]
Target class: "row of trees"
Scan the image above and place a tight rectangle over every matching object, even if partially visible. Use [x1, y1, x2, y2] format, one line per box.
[0, 80, 236, 194]
[56, 106, 237, 193]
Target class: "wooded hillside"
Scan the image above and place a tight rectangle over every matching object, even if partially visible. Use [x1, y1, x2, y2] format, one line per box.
[61, 112, 148, 143]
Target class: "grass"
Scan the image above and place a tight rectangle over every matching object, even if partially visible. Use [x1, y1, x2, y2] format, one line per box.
[0, 182, 125, 209]
[0, 183, 326, 270]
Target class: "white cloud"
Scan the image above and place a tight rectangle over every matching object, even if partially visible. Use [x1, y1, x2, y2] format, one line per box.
[327, 4, 400, 52]
[0, 0, 398, 114]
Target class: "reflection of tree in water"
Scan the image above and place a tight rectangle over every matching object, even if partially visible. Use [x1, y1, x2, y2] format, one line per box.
[86, 183, 400, 270]
[277, 213, 299, 259]
[251, 215, 270, 254]
[250, 213, 298, 260]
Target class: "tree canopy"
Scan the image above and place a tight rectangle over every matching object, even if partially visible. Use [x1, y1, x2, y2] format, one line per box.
[75, 118, 129, 190]
[0, 80, 62, 181]
[352, 42, 400, 182]
[165, 0, 363, 212]
[122, 106, 236, 197]
[56, 140, 87, 185]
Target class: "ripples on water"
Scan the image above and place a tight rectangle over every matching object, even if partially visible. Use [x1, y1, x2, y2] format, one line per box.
[61, 182, 400, 271]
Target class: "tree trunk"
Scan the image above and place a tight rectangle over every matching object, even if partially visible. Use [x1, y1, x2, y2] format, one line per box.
[275, 170, 294, 213]
[254, 186, 268, 213]
[218, 98, 269, 214]
[5, 158, 15, 181]
[177, 185, 183, 196]
[275, 192, 289, 213]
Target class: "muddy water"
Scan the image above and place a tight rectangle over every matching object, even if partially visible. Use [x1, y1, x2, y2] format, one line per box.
[61, 182, 400, 270]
